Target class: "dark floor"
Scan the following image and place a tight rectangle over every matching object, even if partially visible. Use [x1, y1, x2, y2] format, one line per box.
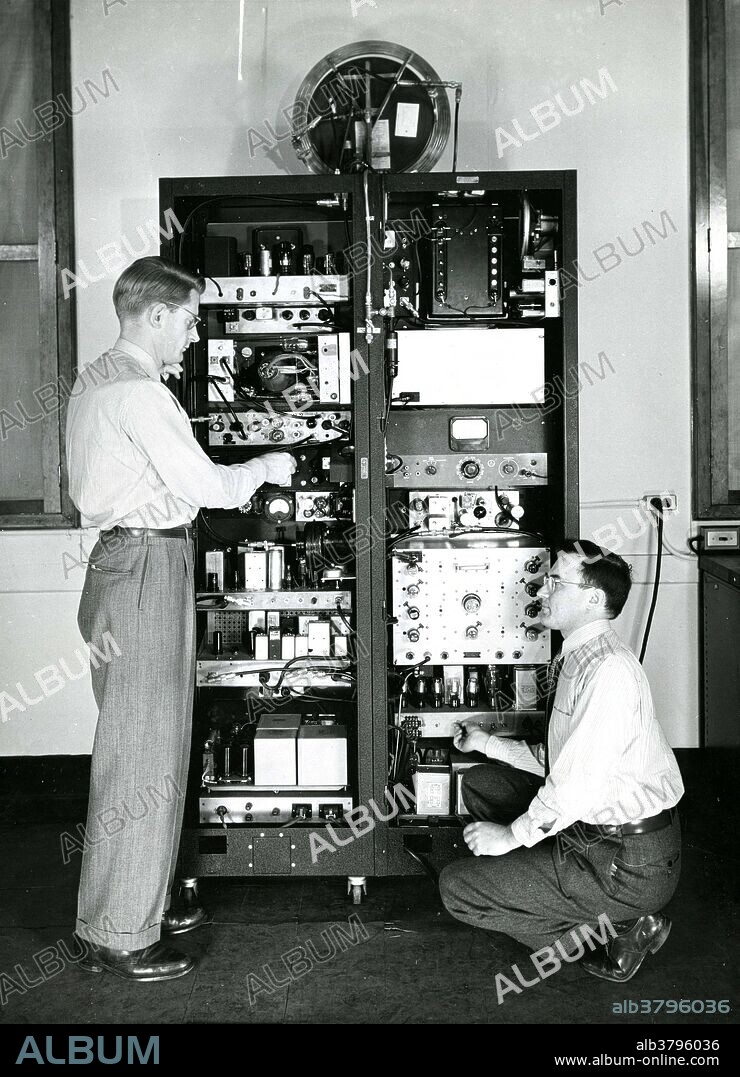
[0, 749, 737, 1026]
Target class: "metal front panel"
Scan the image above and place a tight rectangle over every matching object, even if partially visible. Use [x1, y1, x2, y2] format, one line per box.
[199, 792, 353, 825]
[197, 590, 352, 612]
[197, 654, 350, 687]
[407, 490, 521, 531]
[391, 543, 550, 665]
[399, 710, 543, 738]
[200, 274, 350, 306]
[388, 453, 547, 489]
[208, 409, 350, 447]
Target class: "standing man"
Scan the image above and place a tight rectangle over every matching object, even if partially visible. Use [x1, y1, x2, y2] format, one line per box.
[440, 540, 684, 982]
[66, 256, 296, 982]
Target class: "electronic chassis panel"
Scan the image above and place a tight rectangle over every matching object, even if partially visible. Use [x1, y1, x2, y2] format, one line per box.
[159, 171, 577, 899]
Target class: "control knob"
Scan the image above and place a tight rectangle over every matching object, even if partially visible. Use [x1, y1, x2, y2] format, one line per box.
[407, 629, 420, 643]
[460, 459, 481, 479]
[525, 602, 541, 619]
[406, 606, 420, 620]
[525, 627, 540, 641]
[524, 557, 542, 574]
[462, 593, 481, 613]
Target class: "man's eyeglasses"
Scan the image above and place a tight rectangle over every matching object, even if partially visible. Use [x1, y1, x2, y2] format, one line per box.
[166, 304, 202, 331]
[540, 573, 590, 591]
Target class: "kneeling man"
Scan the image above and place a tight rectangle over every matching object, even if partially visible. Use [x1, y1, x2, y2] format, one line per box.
[439, 539, 683, 982]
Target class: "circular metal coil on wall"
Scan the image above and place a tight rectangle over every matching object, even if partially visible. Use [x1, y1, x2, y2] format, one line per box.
[291, 40, 451, 174]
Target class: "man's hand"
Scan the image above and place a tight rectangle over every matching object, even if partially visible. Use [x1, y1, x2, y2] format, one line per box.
[463, 821, 520, 857]
[453, 720, 490, 755]
[259, 452, 298, 487]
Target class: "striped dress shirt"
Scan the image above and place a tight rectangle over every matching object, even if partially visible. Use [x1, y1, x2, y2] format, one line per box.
[484, 620, 684, 848]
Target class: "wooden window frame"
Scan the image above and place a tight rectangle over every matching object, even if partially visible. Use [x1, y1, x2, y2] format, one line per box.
[692, 0, 740, 518]
[0, 0, 76, 529]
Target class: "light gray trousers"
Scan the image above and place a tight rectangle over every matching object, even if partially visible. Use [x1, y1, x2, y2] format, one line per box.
[76, 532, 195, 949]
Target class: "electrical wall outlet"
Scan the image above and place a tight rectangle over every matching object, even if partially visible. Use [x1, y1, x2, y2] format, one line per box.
[641, 493, 678, 512]
[700, 526, 740, 550]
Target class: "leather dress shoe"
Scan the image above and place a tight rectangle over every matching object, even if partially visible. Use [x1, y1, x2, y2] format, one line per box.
[581, 913, 671, 982]
[161, 905, 212, 935]
[78, 940, 194, 982]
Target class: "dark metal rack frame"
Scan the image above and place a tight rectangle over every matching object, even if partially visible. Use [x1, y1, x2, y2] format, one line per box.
[158, 169, 578, 884]
[159, 174, 374, 879]
[366, 170, 579, 876]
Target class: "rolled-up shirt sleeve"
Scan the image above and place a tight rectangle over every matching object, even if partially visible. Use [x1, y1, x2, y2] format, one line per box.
[121, 380, 268, 510]
[509, 656, 638, 848]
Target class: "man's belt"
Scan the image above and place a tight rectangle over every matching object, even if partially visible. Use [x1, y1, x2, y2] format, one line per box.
[579, 807, 677, 838]
[101, 526, 192, 540]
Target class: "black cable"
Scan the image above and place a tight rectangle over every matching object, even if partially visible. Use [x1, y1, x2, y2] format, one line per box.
[273, 655, 348, 690]
[385, 454, 404, 476]
[452, 87, 462, 172]
[196, 511, 236, 549]
[639, 499, 665, 664]
[386, 525, 421, 551]
[307, 289, 336, 318]
[207, 276, 223, 297]
[334, 600, 354, 632]
[687, 534, 704, 556]
[207, 377, 247, 439]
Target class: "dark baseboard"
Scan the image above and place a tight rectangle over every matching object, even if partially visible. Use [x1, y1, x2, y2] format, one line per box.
[0, 755, 91, 796]
[0, 748, 736, 798]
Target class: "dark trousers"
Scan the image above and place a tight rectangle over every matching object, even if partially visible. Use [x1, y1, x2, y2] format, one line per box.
[75, 533, 195, 950]
[439, 762, 681, 953]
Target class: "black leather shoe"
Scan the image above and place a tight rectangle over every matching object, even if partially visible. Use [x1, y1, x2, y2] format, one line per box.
[581, 913, 671, 982]
[78, 940, 195, 982]
[161, 905, 212, 935]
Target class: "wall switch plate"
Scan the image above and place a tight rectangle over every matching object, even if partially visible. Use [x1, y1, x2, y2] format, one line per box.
[700, 526, 740, 550]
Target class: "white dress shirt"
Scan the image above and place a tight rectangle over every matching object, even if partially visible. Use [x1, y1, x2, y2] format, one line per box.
[484, 620, 684, 848]
[66, 339, 268, 530]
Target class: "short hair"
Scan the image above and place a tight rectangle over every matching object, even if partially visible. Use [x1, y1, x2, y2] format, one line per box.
[113, 256, 205, 318]
[556, 538, 632, 618]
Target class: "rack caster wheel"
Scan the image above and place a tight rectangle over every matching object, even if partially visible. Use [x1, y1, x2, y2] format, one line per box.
[179, 878, 199, 908]
[347, 876, 367, 905]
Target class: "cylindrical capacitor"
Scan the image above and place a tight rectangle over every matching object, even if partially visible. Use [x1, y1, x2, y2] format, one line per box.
[207, 571, 219, 593]
[267, 547, 284, 590]
[239, 252, 253, 275]
[275, 241, 294, 274]
[301, 245, 314, 274]
[449, 677, 461, 708]
[432, 676, 444, 708]
[212, 630, 223, 656]
[258, 245, 272, 276]
[385, 330, 398, 379]
[317, 252, 335, 275]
